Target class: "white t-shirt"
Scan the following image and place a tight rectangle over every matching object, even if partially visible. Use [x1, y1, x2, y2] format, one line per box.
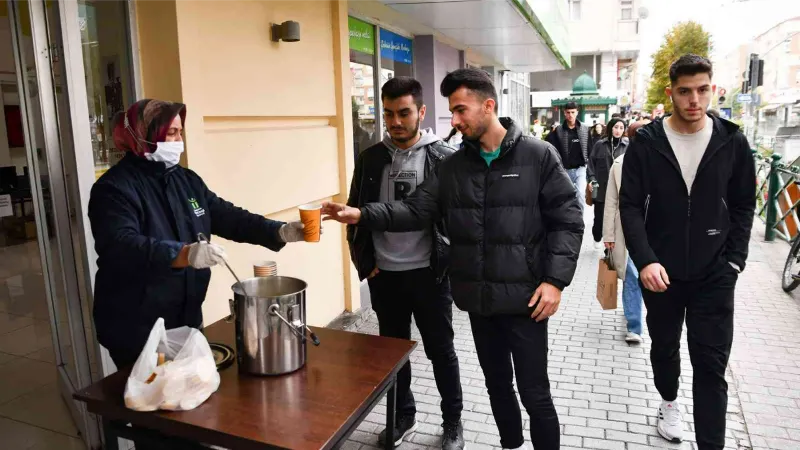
[663, 116, 713, 193]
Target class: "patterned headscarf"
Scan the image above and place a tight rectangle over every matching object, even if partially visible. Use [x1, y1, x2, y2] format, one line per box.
[113, 99, 186, 157]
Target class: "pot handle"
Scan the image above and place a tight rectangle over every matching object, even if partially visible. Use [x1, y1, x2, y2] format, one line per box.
[268, 304, 307, 344]
[304, 325, 321, 346]
[225, 299, 235, 323]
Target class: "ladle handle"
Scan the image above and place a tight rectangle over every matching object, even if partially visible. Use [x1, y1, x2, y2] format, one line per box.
[268, 304, 307, 344]
[197, 233, 245, 290]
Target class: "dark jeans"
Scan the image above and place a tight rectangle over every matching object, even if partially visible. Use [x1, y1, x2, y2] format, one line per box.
[592, 200, 604, 242]
[368, 268, 463, 424]
[469, 314, 559, 450]
[642, 262, 737, 450]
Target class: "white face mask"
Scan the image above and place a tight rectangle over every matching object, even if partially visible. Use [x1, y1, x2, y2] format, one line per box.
[145, 141, 184, 168]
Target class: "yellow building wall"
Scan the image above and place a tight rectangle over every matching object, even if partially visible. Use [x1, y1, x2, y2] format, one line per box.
[135, 0, 359, 327]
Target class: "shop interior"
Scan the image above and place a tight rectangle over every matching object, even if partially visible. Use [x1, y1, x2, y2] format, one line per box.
[0, 1, 133, 449]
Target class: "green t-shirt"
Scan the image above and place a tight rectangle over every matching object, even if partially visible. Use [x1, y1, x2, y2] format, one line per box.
[480, 147, 501, 167]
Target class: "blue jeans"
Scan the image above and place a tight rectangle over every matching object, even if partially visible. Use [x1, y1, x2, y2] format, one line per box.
[566, 166, 587, 214]
[623, 256, 643, 335]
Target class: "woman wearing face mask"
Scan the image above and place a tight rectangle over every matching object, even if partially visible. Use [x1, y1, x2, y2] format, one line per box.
[587, 118, 627, 247]
[88, 99, 307, 368]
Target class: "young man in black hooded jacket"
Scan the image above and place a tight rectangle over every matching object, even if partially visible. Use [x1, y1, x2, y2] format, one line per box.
[323, 68, 584, 450]
[620, 54, 755, 449]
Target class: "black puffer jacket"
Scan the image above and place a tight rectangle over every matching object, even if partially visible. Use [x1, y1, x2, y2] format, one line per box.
[359, 118, 584, 316]
[620, 115, 756, 280]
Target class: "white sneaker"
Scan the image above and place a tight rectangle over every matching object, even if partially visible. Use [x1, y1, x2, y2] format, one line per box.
[657, 400, 684, 443]
[625, 332, 643, 344]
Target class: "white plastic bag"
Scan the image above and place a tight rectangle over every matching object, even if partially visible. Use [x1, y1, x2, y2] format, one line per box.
[124, 318, 220, 412]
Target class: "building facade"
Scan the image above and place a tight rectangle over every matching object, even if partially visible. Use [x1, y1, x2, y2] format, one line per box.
[0, 1, 570, 449]
[715, 17, 800, 149]
[530, 0, 643, 127]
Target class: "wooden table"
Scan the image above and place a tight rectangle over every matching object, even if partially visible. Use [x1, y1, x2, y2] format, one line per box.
[74, 320, 417, 450]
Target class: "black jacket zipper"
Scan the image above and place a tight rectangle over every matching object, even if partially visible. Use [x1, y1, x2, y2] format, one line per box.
[686, 197, 691, 279]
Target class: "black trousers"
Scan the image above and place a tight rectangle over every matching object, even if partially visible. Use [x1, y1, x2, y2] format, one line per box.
[368, 268, 463, 424]
[642, 263, 737, 450]
[469, 314, 559, 450]
[592, 200, 604, 243]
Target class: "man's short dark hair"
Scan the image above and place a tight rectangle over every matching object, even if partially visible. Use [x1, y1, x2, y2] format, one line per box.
[669, 54, 713, 84]
[382, 76, 424, 110]
[611, 113, 621, 119]
[440, 68, 498, 112]
[564, 101, 578, 111]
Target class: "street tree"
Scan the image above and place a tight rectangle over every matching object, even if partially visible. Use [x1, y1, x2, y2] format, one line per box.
[645, 21, 712, 113]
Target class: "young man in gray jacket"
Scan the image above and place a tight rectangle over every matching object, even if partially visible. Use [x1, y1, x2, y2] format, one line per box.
[345, 77, 464, 450]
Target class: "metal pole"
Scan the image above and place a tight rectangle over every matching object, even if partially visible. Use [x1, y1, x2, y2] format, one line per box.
[765, 153, 783, 242]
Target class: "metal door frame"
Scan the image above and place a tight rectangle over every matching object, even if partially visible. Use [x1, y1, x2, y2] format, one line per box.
[8, 0, 101, 447]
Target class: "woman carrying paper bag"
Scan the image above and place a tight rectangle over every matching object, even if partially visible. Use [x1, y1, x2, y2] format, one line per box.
[602, 120, 649, 344]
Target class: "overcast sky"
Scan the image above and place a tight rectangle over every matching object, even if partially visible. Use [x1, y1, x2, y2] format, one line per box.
[636, 0, 800, 91]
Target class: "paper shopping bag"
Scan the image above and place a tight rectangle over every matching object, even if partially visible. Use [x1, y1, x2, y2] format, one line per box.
[596, 255, 618, 310]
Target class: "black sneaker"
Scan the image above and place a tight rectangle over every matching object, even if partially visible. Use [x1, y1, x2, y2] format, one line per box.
[442, 421, 465, 450]
[378, 415, 417, 448]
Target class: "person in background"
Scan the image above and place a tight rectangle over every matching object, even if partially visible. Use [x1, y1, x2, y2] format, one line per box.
[323, 68, 584, 450]
[620, 54, 755, 448]
[602, 120, 648, 344]
[589, 123, 605, 151]
[446, 126, 464, 149]
[532, 119, 545, 139]
[546, 101, 590, 212]
[587, 118, 628, 249]
[347, 77, 464, 450]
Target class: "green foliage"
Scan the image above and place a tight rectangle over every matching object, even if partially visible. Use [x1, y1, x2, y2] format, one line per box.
[645, 22, 713, 113]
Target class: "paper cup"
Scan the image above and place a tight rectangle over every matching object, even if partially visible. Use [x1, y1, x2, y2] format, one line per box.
[299, 204, 322, 243]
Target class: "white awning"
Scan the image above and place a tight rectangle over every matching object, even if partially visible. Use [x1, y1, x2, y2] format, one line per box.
[379, 0, 570, 72]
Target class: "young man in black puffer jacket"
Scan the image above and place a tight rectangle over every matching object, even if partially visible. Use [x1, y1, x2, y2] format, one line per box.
[324, 68, 584, 450]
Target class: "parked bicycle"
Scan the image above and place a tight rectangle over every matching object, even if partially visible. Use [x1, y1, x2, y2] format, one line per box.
[783, 233, 800, 292]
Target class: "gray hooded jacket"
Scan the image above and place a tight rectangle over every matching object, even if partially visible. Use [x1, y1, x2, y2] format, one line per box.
[373, 128, 441, 271]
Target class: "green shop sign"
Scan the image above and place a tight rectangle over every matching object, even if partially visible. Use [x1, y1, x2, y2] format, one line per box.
[349, 17, 374, 55]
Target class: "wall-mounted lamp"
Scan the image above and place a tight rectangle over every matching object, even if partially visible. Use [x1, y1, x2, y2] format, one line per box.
[271, 21, 300, 43]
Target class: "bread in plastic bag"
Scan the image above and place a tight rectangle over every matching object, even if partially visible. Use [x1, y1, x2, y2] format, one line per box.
[124, 318, 220, 411]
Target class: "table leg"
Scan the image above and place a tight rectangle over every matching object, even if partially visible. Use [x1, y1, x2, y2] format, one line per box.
[102, 419, 120, 450]
[385, 377, 397, 450]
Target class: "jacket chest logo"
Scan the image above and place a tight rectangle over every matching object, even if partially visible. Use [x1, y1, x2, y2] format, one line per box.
[188, 197, 205, 217]
[501, 173, 519, 178]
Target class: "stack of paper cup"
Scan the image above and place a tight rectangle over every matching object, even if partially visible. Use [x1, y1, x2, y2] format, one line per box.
[253, 261, 277, 277]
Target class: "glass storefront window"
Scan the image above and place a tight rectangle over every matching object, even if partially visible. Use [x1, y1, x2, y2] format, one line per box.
[77, 0, 135, 180]
[348, 18, 414, 160]
[349, 17, 377, 161]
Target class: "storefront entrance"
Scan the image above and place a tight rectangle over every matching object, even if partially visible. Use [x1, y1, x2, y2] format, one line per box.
[0, 1, 136, 449]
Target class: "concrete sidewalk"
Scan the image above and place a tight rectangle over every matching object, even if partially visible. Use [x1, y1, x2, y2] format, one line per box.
[343, 219, 800, 450]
